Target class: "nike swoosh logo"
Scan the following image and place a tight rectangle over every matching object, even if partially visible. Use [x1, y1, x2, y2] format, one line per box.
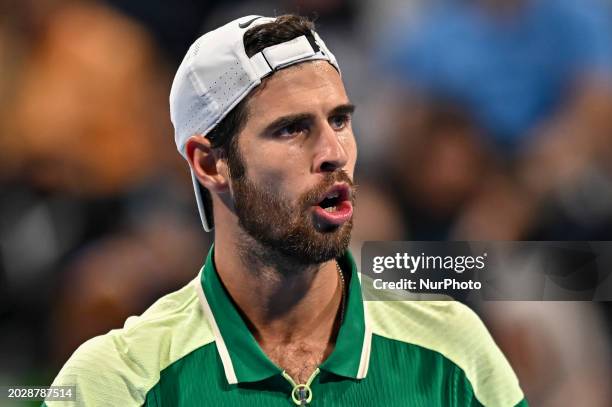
[239, 16, 262, 29]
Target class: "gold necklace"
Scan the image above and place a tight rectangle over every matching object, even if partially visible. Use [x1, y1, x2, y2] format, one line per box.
[335, 261, 346, 326]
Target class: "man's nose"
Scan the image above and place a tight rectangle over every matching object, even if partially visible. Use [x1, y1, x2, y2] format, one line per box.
[312, 122, 349, 173]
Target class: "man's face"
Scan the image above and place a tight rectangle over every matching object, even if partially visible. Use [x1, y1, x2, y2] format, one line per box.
[227, 61, 357, 264]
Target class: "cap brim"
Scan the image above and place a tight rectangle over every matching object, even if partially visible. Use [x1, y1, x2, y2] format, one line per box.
[191, 169, 214, 231]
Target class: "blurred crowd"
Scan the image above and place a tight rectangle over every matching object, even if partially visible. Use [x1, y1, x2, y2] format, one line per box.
[1, 0, 612, 405]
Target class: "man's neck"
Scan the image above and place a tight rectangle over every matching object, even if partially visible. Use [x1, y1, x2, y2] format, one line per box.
[213, 235, 344, 382]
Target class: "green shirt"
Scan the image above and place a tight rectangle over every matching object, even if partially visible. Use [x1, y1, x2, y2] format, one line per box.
[45, 247, 527, 406]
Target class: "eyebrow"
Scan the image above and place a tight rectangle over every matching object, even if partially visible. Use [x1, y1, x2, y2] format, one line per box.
[261, 103, 356, 135]
[330, 103, 356, 117]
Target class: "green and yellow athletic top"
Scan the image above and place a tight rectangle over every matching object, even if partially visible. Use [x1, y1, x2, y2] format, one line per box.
[45, 247, 527, 406]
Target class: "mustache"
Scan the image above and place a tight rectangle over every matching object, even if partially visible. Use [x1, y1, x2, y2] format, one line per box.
[300, 170, 356, 207]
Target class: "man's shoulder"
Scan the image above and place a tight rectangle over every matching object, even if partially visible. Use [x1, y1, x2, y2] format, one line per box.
[366, 299, 484, 340]
[46, 277, 214, 406]
[366, 300, 525, 407]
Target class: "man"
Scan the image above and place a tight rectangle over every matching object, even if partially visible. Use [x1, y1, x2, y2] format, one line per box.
[46, 15, 527, 406]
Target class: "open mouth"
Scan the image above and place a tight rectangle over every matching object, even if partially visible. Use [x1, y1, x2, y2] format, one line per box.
[318, 187, 348, 211]
[313, 183, 353, 225]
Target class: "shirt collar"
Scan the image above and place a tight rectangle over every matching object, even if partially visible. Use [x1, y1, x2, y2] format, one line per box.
[195, 244, 372, 385]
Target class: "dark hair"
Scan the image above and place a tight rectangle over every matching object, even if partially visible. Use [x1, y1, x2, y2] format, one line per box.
[206, 15, 316, 153]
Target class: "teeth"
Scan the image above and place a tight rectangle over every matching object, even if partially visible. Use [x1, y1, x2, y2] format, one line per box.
[324, 206, 337, 212]
[326, 192, 339, 199]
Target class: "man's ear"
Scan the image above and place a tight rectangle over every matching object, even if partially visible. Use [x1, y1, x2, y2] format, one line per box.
[185, 135, 230, 193]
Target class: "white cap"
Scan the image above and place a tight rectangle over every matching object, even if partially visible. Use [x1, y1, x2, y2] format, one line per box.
[170, 15, 340, 231]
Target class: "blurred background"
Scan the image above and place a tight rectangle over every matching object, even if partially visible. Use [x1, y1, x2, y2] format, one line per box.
[1, 0, 612, 405]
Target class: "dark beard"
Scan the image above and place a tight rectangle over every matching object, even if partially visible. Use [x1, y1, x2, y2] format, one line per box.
[228, 147, 355, 265]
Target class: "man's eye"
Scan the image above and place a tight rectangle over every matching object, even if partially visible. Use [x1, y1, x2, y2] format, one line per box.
[330, 114, 351, 130]
[275, 122, 308, 138]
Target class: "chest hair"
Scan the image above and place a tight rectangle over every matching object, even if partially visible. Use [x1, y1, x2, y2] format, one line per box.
[263, 340, 332, 383]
